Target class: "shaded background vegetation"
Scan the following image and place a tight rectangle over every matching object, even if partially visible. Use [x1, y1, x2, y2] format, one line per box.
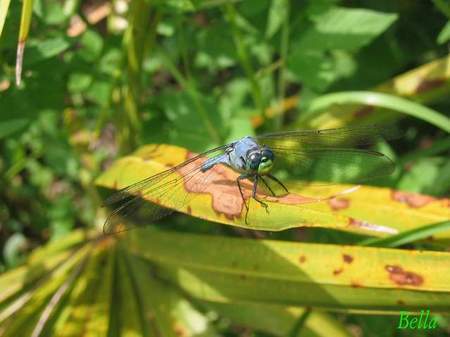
[0, 0, 449, 336]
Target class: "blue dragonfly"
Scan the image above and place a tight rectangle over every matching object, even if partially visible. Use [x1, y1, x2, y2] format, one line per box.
[103, 125, 396, 234]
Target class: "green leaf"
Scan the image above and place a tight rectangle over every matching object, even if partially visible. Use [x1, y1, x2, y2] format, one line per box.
[265, 0, 288, 38]
[163, 0, 196, 11]
[306, 91, 450, 132]
[397, 157, 449, 195]
[296, 55, 450, 129]
[3, 233, 27, 267]
[0, 118, 29, 139]
[96, 144, 401, 237]
[297, 7, 398, 51]
[288, 49, 336, 91]
[68, 72, 93, 94]
[24, 37, 70, 66]
[125, 251, 218, 337]
[437, 21, 450, 44]
[0, 245, 90, 334]
[207, 302, 352, 337]
[361, 221, 450, 248]
[0, 0, 11, 38]
[52, 243, 113, 337]
[79, 29, 104, 62]
[127, 228, 450, 314]
[154, 92, 224, 151]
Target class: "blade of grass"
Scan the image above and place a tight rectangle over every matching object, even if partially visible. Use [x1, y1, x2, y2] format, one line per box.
[120, 0, 153, 149]
[225, 3, 265, 116]
[207, 301, 352, 337]
[398, 136, 450, 165]
[158, 48, 222, 145]
[276, 0, 290, 129]
[16, 0, 34, 86]
[127, 228, 450, 313]
[0, 0, 11, 38]
[288, 307, 312, 337]
[360, 221, 450, 248]
[307, 91, 450, 132]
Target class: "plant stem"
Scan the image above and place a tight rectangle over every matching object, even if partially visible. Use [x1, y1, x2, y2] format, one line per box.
[225, 3, 265, 117]
[158, 47, 222, 145]
[276, 0, 290, 129]
[120, 0, 155, 150]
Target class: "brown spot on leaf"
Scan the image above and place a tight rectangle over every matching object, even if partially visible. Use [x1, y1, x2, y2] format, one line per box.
[397, 299, 405, 305]
[173, 323, 188, 337]
[348, 218, 362, 227]
[353, 105, 374, 118]
[186, 206, 192, 215]
[299, 255, 306, 263]
[385, 265, 424, 286]
[415, 78, 446, 93]
[328, 197, 350, 211]
[164, 162, 178, 168]
[391, 191, 436, 208]
[180, 152, 335, 221]
[343, 254, 354, 264]
[333, 268, 343, 276]
[351, 281, 363, 288]
[239, 274, 247, 280]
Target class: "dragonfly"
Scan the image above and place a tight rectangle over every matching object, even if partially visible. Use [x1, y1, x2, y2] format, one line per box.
[103, 125, 397, 234]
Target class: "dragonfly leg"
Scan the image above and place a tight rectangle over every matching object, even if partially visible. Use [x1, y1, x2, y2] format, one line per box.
[237, 175, 249, 212]
[237, 174, 252, 224]
[267, 173, 289, 194]
[252, 175, 269, 214]
[259, 176, 276, 196]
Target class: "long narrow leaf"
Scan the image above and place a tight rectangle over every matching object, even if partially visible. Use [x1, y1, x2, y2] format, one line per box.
[127, 228, 450, 314]
[307, 91, 450, 132]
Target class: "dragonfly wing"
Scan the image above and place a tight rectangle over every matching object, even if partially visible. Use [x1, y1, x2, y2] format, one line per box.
[103, 144, 228, 234]
[270, 147, 394, 183]
[256, 125, 399, 149]
[255, 125, 397, 184]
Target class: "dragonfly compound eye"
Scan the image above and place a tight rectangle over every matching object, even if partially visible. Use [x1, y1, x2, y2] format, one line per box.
[247, 152, 261, 171]
[258, 156, 273, 174]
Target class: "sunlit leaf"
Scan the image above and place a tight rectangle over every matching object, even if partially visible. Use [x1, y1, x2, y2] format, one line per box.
[437, 21, 450, 44]
[0, 0, 11, 38]
[0, 245, 91, 335]
[207, 301, 352, 337]
[265, 0, 288, 38]
[298, 55, 450, 129]
[300, 7, 398, 51]
[127, 227, 450, 314]
[96, 144, 401, 236]
[306, 91, 450, 132]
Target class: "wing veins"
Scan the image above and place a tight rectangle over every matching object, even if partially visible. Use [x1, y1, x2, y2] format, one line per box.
[103, 144, 228, 206]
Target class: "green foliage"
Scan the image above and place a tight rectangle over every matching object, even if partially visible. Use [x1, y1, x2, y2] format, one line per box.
[0, 0, 450, 336]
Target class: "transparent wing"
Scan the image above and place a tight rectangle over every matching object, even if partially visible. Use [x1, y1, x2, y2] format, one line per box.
[256, 124, 399, 149]
[103, 144, 228, 234]
[256, 125, 397, 185]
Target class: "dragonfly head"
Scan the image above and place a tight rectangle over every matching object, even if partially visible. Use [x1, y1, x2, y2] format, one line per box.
[247, 147, 274, 174]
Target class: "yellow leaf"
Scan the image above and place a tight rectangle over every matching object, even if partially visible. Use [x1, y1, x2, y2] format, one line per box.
[97, 144, 403, 236]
